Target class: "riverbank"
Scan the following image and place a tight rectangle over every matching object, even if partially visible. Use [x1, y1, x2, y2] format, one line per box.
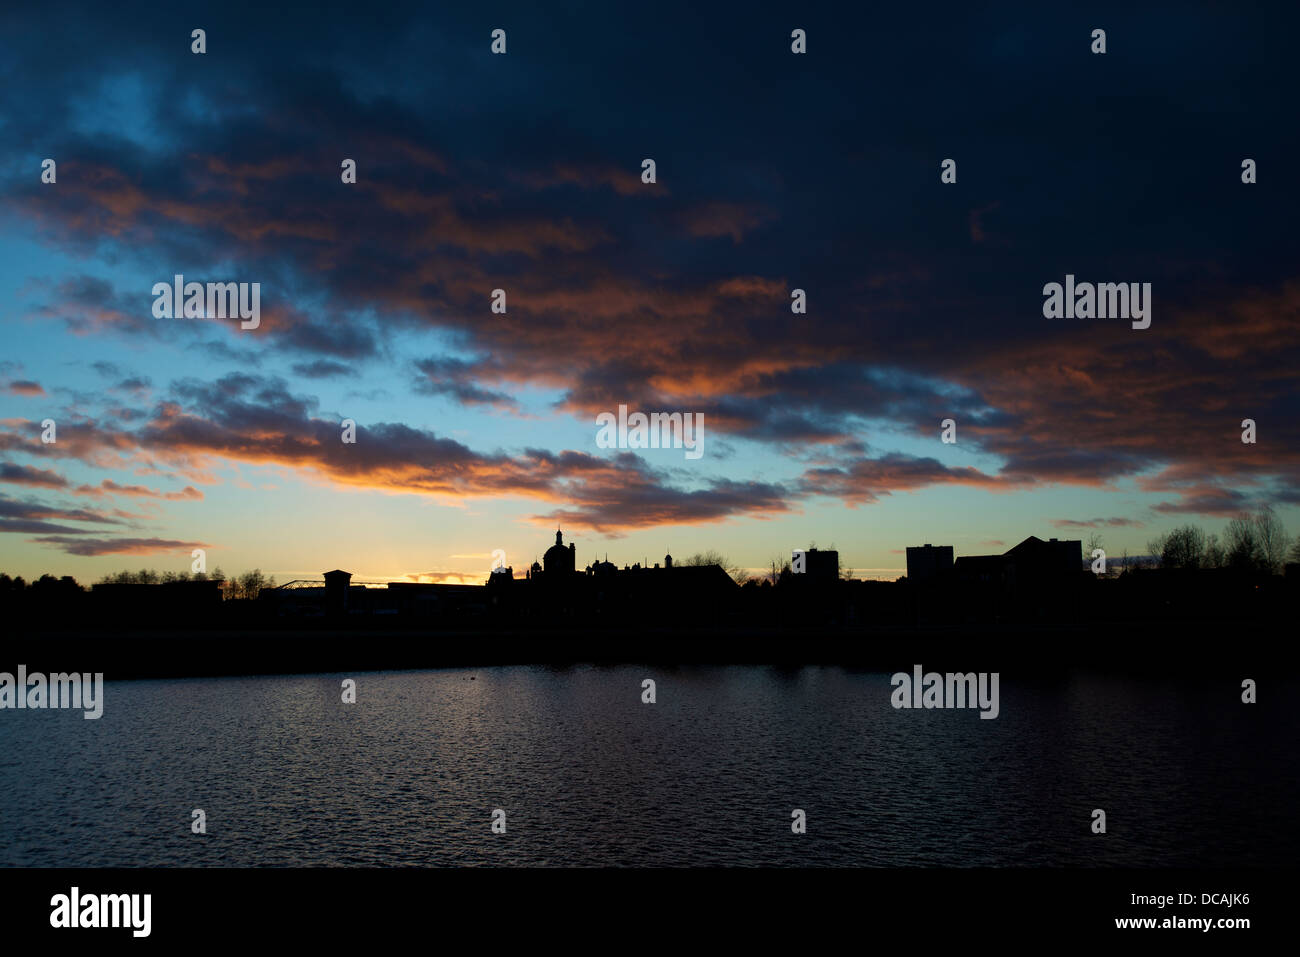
[6, 619, 1290, 679]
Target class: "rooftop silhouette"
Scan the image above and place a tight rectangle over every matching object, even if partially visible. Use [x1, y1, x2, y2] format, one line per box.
[3, 524, 1296, 637]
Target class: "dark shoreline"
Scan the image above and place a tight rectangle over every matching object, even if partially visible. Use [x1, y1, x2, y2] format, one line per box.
[6, 620, 1291, 680]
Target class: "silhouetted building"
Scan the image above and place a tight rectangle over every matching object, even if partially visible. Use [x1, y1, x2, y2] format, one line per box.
[906, 544, 953, 583]
[1005, 536, 1082, 578]
[543, 529, 577, 580]
[954, 554, 1013, 586]
[323, 569, 351, 615]
[803, 547, 839, 583]
[598, 553, 739, 623]
[953, 537, 1082, 587]
[948, 536, 1085, 622]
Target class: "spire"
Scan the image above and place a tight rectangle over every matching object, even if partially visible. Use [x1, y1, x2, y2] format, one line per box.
[555, 528, 563, 546]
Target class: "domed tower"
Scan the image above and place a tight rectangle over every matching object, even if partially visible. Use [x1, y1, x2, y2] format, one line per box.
[664, 552, 673, 569]
[544, 529, 576, 578]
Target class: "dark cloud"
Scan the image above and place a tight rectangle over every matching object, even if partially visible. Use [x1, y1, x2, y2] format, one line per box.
[0, 494, 123, 527]
[1, 520, 90, 534]
[799, 453, 1020, 505]
[413, 357, 519, 409]
[1, 375, 790, 534]
[292, 359, 358, 380]
[30, 536, 211, 557]
[0, 462, 68, 488]
[1051, 517, 1146, 530]
[0, 0, 1296, 530]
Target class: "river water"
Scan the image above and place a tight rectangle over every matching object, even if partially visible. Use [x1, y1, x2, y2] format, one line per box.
[0, 665, 1294, 866]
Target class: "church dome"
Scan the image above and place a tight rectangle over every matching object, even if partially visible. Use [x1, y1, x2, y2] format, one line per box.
[544, 529, 575, 577]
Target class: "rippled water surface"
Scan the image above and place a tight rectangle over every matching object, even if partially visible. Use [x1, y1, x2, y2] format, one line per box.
[1, 666, 1295, 866]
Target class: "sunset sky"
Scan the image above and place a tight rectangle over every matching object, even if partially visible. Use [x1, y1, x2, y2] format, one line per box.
[1, 2, 1297, 584]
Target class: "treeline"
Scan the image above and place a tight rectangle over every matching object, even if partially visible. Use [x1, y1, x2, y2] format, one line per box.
[1144, 506, 1295, 574]
[0, 568, 277, 600]
[99, 568, 277, 599]
[0, 573, 82, 597]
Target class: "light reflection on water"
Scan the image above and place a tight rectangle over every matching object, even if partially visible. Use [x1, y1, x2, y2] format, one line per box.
[0, 665, 1293, 866]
